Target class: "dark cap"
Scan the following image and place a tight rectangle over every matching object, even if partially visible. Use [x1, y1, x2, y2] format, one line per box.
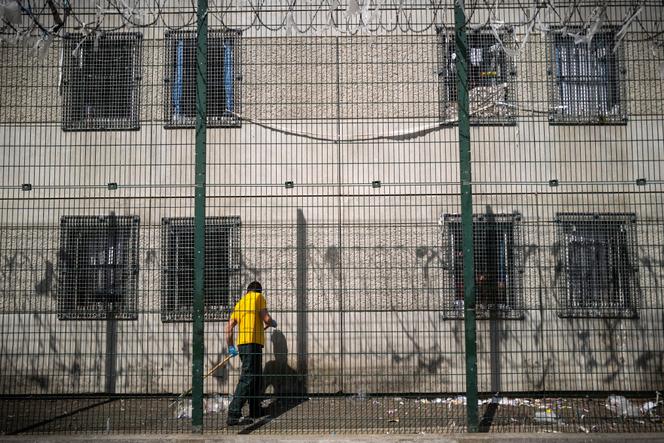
[247, 281, 262, 293]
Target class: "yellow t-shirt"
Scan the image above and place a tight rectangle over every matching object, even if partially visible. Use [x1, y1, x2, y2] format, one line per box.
[231, 291, 266, 346]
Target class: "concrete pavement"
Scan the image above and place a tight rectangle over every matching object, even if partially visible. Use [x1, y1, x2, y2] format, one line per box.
[1, 433, 664, 443]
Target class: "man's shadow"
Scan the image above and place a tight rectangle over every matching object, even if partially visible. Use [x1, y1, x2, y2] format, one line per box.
[239, 329, 307, 433]
[263, 329, 308, 412]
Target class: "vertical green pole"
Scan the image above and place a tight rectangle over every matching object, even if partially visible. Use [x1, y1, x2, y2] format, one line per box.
[192, 0, 208, 433]
[454, 0, 479, 433]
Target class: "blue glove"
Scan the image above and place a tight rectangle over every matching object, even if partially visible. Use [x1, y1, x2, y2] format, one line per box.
[228, 345, 238, 357]
[270, 319, 277, 328]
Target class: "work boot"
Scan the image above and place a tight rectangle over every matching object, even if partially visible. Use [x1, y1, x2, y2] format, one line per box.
[226, 416, 254, 426]
[249, 406, 269, 419]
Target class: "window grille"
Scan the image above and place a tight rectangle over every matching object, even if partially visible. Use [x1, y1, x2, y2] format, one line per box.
[57, 215, 140, 320]
[547, 28, 627, 125]
[164, 30, 242, 128]
[161, 216, 241, 322]
[442, 213, 523, 319]
[61, 32, 143, 131]
[438, 28, 516, 125]
[556, 213, 638, 318]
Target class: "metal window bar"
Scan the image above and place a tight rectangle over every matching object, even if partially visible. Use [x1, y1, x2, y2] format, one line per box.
[548, 29, 627, 124]
[438, 27, 516, 126]
[442, 213, 524, 320]
[164, 29, 242, 128]
[555, 213, 639, 319]
[161, 216, 241, 322]
[57, 215, 140, 320]
[61, 32, 143, 131]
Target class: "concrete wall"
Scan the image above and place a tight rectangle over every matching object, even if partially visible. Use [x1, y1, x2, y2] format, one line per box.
[1, 213, 664, 395]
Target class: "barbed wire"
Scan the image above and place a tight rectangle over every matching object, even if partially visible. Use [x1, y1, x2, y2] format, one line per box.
[1, 0, 663, 54]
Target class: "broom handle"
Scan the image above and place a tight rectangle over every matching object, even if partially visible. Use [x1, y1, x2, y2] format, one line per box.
[204, 354, 233, 379]
[173, 325, 272, 403]
[173, 354, 233, 402]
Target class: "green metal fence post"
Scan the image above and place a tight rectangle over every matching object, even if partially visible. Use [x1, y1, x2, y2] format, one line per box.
[192, 0, 208, 433]
[454, 0, 479, 433]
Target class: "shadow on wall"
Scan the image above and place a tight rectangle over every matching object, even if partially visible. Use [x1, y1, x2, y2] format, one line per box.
[240, 331, 308, 435]
[262, 329, 307, 411]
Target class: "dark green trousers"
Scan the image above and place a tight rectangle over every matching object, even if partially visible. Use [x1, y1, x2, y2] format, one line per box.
[228, 343, 263, 419]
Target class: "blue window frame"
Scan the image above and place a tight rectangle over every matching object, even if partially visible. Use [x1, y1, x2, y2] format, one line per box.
[165, 30, 241, 128]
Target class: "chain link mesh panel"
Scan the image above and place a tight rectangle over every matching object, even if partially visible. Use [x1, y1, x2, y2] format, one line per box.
[1, 0, 664, 436]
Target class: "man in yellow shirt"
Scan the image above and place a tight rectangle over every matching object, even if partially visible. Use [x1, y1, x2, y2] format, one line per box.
[225, 281, 277, 426]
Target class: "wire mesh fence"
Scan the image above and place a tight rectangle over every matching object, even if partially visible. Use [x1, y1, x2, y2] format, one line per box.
[1, 0, 664, 435]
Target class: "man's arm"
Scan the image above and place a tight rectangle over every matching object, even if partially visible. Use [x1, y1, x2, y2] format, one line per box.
[260, 308, 276, 328]
[226, 317, 238, 347]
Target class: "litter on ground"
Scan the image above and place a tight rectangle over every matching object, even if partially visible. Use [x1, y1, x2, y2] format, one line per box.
[534, 408, 558, 424]
[176, 395, 231, 419]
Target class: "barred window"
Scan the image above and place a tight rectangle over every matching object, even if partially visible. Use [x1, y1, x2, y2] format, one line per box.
[443, 213, 523, 319]
[61, 32, 143, 131]
[556, 213, 638, 318]
[547, 29, 627, 125]
[161, 217, 241, 322]
[164, 30, 241, 128]
[438, 28, 515, 125]
[57, 215, 140, 320]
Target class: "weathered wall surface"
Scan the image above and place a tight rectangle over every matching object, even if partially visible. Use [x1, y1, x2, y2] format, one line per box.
[1, 217, 664, 394]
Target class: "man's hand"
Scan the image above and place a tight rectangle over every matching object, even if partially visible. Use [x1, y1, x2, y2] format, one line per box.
[228, 345, 238, 357]
[269, 319, 277, 328]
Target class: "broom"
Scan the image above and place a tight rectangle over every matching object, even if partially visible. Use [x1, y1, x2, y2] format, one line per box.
[170, 325, 271, 407]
